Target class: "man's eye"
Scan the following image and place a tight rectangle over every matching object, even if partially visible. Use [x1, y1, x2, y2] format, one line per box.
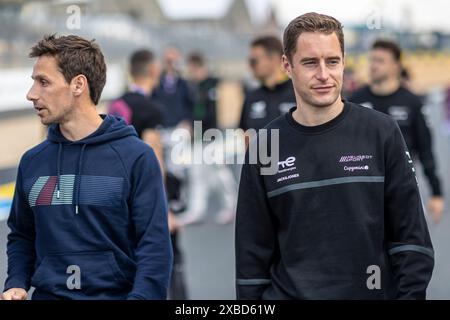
[304, 61, 316, 66]
[41, 80, 48, 86]
[328, 60, 339, 65]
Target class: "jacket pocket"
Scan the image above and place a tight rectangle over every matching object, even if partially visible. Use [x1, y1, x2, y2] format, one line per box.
[31, 251, 133, 299]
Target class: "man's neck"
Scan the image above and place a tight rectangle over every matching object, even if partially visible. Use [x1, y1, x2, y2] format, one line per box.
[292, 97, 344, 127]
[194, 69, 208, 83]
[263, 69, 287, 89]
[131, 79, 154, 95]
[370, 77, 400, 96]
[165, 68, 177, 77]
[59, 104, 103, 141]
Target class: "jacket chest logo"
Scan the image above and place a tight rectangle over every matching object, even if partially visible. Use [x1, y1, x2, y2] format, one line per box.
[26, 175, 124, 208]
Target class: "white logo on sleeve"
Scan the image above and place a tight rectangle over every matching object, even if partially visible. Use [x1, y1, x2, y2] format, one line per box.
[406, 151, 419, 184]
[249, 101, 267, 119]
[278, 102, 295, 114]
[388, 106, 409, 121]
[360, 102, 373, 109]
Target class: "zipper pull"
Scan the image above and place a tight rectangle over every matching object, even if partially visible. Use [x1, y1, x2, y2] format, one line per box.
[57, 190, 60, 199]
[75, 205, 79, 214]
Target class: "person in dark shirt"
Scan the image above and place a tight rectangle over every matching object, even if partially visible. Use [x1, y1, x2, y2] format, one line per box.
[109, 49, 187, 299]
[350, 40, 444, 223]
[236, 12, 434, 300]
[109, 49, 164, 162]
[152, 47, 194, 131]
[239, 35, 296, 132]
[186, 52, 219, 132]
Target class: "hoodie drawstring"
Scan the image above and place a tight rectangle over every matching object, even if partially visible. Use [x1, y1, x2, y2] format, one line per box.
[56, 143, 62, 199]
[75, 144, 87, 215]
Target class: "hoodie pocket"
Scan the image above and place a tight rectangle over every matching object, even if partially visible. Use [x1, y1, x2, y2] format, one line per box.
[31, 251, 133, 298]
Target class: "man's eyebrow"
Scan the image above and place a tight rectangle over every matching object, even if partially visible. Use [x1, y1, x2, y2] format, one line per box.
[299, 57, 318, 63]
[31, 74, 49, 80]
[299, 56, 342, 63]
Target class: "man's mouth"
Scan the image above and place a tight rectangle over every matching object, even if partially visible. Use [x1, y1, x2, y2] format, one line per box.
[312, 85, 334, 93]
[34, 106, 46, 114]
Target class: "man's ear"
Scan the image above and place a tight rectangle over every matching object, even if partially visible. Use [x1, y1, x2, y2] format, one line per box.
[282, 54, 292, 79]
[71, 74, 88, 97]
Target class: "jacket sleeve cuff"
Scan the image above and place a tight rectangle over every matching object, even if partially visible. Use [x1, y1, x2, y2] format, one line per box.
[3, 278, 29, 293]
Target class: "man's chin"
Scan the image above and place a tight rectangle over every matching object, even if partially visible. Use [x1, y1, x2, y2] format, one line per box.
[310, 96, 340, 108]
[370, 77, 385, 85]
[39, 117, 54, 126]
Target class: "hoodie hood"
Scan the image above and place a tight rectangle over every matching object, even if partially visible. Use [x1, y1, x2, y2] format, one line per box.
[46, 114, 138, 214]
[47, 114, 138, 145]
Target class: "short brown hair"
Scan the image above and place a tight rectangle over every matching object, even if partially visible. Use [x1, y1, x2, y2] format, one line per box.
[283, 12, 344, 62]
[130, 49, 155, 78]
[30, 34, 107, 105]
[187, 52, 206, 67]
[372, 39, 402, 62]
[251, 35, 283, 57]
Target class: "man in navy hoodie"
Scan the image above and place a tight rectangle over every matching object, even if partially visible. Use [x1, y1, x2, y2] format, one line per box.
[1, 34, 173, 300]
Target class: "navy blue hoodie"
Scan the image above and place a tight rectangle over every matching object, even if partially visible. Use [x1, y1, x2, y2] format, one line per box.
[4, 115, 173, 300]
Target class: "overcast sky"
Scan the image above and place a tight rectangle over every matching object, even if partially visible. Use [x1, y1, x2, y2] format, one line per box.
[159, 0, 450, 32]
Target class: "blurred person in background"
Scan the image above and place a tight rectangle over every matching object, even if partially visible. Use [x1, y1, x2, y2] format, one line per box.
[342, 67, 359, 99]
[109, 49, 188, 299]
[109, 49, 164, 162]
[152, 48, 194, 232]
[400, 66, 412, 91]
[350, 39, 444, 224]
[153, 46, 194, 132]
[446, 87, 450, 135]
[180, 52, 237, 225]
[239, 35, 296, 133]
[186, 52, 219, 133]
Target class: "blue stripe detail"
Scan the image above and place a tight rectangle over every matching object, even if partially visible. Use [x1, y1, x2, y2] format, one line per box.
[26, 175, 123, 208]
[79, 175, 124, 207]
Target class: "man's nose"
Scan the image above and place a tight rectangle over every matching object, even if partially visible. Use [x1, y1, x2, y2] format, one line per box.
[315, 61, 329, 81]
[26, 84, 38, 102]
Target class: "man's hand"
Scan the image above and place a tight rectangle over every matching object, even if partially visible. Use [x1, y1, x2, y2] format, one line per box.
[1, 288, 28, 300]
[428, 196, 445, 224]
[168, 210, 182, 234]
[177, 121, 193, 136]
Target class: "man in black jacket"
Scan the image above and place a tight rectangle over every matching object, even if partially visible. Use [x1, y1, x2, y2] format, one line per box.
[235, 12, 434, 300]
[186, 52, 219, 133]
[239, 36, 296, 132]
[350, 40, 444, 223]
